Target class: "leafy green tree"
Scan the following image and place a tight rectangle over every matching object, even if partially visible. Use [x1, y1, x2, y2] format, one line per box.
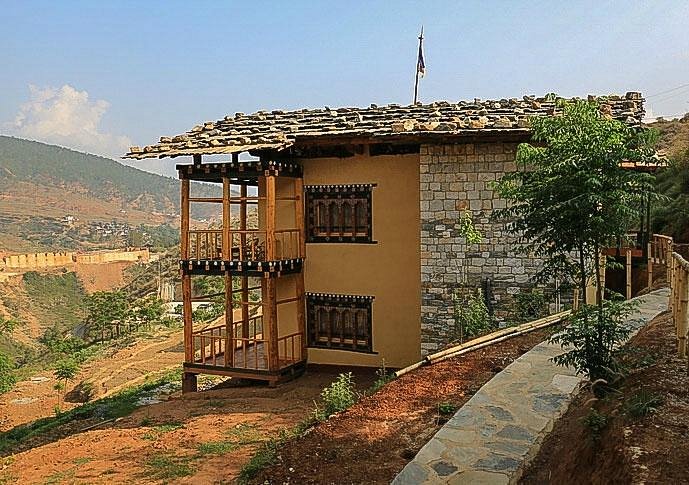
[53, 358, 79, 412]
[0, 317, 18, 393]
[494, 100, 658, 379]
[84, 290, 129, 340]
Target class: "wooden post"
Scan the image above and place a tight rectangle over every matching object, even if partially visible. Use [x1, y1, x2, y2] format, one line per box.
[678, 266, 689, 358]
[182, 274, 193, 363]
[626, 248, 632, 300]
[225, 272, 234, 367]
[222, 176, 231, 260]
[265, 173, 276, 261]
[263, 277, 279, 372]
[572, 288, 580, 312]
[647, 242, 653, 289]
[180, 178, 190, 260]
[240, 184, 250, 340]
[294, 177, 307, 361]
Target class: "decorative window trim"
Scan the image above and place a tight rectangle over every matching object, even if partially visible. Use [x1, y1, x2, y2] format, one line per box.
[306, 292, 375, 353]
[304, 184, 375, 243]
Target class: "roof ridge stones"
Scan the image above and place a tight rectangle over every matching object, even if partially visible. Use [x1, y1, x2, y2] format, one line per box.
[125, 92, 645, 159]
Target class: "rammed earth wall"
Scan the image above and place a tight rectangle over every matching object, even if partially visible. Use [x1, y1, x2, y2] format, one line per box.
[420, 142, 544, 354]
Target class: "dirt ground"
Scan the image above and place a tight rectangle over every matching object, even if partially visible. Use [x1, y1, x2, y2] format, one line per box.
[252, 326, 555, 485]
[0, 327, 185, 431]
[74, 261, 135, 293]
[0, 366, 376, 484]
[520, 311, 689, 484]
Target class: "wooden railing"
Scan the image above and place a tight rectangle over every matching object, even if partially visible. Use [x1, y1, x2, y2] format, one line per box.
[185, 228, 303, 261]
[670, 252, 689, 361]
[647, 234, 674, 288]
[191, 316, 303, 371]
[188, 230, 223, 260]
[278, 331, 303, 366]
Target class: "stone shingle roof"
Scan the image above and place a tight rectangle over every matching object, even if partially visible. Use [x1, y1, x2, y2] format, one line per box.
[124, 92, 645, 159]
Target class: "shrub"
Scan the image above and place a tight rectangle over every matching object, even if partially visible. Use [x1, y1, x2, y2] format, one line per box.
[582, 409, 608, 439]
[0, 353, 16, 394]
[453, 288, 492, 342]
[513, 289, 549, 324]
[315, 372, 356, 420]
[550, 298, 635, 380]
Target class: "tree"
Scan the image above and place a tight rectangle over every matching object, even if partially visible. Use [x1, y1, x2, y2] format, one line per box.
[53, 358, 79, 413]
[84, 290, 129, 340]
[494, 100, 658, 379]
[0, 316, 19, 393]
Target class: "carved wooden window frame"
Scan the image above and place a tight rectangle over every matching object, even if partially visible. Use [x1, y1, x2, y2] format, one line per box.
[306, 293, 374, 353]
[305, 184, 374, 243]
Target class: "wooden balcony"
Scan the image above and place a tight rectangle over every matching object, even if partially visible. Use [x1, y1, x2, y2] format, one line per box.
[185, 316, 305, 383]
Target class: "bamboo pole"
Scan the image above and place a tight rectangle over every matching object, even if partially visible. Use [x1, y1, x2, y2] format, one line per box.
[678, 267, 688, 358]
[395, 311, 569, 378]
[626, 248, 632, 300]
[647, 242, 653, 289]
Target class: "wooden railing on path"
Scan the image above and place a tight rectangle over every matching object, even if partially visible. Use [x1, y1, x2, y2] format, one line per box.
[670, 251, 689, 362]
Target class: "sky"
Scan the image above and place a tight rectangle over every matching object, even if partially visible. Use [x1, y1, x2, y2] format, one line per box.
[1, 0, 688, 177]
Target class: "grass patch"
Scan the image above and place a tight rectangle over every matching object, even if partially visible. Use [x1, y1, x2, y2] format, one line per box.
[196, 440, 237, 455]
[0, 367, 182, 455]
[43, 468, 76, 485]
[238, 439, 280, 483]
[225, 423, 264, 445]
[144, 453, 193, 481]
[72, 456, 92, 465]
[626, 387, 663, 418]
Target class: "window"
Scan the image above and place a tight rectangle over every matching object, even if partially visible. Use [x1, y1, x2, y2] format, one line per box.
[306, 293, 374, 352]
[305, 185, 374, 243]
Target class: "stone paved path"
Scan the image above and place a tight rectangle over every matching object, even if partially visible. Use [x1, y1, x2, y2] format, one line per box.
[393, 289, 669, 485]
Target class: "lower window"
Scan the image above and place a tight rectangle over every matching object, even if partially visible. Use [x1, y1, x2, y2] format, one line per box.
[306, 293, 373, 352]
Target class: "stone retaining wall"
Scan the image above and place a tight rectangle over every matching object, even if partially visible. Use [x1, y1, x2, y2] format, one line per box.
[420, 142, 545, 354]
[394, 289, 669, 484]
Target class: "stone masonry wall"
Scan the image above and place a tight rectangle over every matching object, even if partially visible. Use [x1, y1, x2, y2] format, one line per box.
[420, 142, 544, 354]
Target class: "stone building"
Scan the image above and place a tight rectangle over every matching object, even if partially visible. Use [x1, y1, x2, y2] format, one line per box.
[126, 92, 644, 386]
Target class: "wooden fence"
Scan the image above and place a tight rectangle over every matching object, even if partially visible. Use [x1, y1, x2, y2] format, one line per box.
[670, 251, 689, 362]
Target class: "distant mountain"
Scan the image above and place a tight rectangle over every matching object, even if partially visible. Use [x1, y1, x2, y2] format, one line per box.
[0, 135, 222, 220]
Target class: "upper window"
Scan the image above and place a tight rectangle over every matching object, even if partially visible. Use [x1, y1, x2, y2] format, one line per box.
[306, 293, 374, 353]
[305, 184, 374, 243]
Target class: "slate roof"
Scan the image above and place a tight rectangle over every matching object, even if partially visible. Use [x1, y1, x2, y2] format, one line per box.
[124, 92, 645, 159]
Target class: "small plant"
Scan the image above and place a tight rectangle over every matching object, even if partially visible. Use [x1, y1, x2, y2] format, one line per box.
[438, 401, 458, 416]
[458, 210, 483, 245]
[626, 387, 663, 418]
[582, 409, 608, 439]
[370, 360, 393, 393]
[453, 288, 492, 342]
[550, 298, 636, 381]
[314, 372, 356, 420]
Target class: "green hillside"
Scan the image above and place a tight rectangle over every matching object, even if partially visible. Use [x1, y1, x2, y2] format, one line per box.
[0, 135, 222, 216]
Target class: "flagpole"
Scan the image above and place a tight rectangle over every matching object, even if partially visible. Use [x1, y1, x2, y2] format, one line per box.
[413, 26, 424, 104]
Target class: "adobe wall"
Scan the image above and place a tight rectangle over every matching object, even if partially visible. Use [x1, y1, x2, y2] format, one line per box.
[419, 142, 544, 354]
[1, 248, 149, 270]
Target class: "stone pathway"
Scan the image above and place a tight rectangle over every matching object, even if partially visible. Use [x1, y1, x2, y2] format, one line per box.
[393, 289, 669, 484]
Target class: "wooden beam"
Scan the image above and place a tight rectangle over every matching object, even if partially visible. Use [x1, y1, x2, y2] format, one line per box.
[225, 272, 234, 367]
[240, 184, 250, 340]
[222, 176, 231, 260]
[294, 177, 307, 362]
[265, 174, 276, 261]
[182, 274, 193, 363]
[180, 179, 190, 259]
[263, 278, 279, 372]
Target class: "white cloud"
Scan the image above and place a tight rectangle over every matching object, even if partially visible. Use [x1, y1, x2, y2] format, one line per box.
[4, 84, 132, 158]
